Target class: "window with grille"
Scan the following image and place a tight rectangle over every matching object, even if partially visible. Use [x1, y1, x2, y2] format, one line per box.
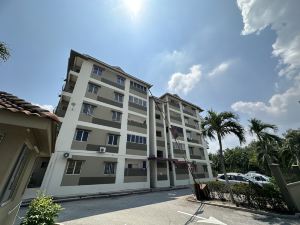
[107, 134, 119, 146]
[66, 160, 83, 175]
[92, 65, 103, 76]
[114, 93, 124, 103]
[88, 83, 99, 94]
[75, 129, 89, 141]
[0, 144, 30, 204]
[117, 76, 125, 86]
[129, 95, 147, 107]
[127, 134, 146, 144]
[130, 81, 147, 92]
[82, 103, 95, 115]
[104, 162, 116, 174]
[156, 131, 162, 137]
[112, 111, 122, 122]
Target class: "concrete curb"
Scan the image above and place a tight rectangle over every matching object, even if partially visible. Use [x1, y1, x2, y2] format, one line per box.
[21, 185, 189, 207]
[187, 196, 300, 219]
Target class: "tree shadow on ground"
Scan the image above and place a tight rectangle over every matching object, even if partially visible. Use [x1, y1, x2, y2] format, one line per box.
[183, 203, 205, 225]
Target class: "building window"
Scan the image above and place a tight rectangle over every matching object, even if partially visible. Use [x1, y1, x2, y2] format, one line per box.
[184, 117, 189, 125]
[203, 165, 208, 173]
[92, 65, 103, 76]
[129, 95, 147, 108]
[157, 150, 163, 158]
[66, 160, 83, 175]
[116, 76, 125, 86]
[75, 129, 89, 141]
[112, 111, 122, 122]
[156, 131, 162, 137]
[0, 145, 30, 204]
[104, 162, 116, 174]
[130, 81, 147, 92]
[172, 142, 185, 150]
[127, 134, 146, 144]
[142, 161, 147, 169]
[107, 134, 119, 146]
[189, 146, 194, 155]
[186, 131, 192, 140]
[191, 108, 196, 114]
[82, 103, 95, 115]
[155, 114, 161, 120]
[114, 93, 124, 103]
[88, 83, 99, 94]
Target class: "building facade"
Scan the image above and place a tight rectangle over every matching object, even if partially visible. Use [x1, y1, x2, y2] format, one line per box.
[40, 50, 212, 197]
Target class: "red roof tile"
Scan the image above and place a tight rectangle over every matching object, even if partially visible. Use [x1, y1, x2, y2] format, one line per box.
[0, 91, 59, 122]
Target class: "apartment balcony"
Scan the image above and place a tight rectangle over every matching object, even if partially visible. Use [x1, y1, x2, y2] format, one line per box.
[190, 154, 205, 160]
[70, 65, 81, 74]
[124, 168, 147, 176]
[169, 102, 180, 111]
[62, 81, 75, 94]
[124, 168, 147, 183]
[185, 123, 197, 129]
[187, 138, 200, 144]
[183, 109, 196, 117]
[55, 100, 69, 117]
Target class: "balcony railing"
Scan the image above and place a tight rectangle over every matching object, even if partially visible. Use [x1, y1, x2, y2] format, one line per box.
[183, 109, 196, 117]
[71, 66, 81, 73]
[124, 168, 147, 176]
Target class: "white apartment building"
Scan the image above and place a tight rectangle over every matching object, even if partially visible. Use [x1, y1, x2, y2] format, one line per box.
[25, 50, 213, 198]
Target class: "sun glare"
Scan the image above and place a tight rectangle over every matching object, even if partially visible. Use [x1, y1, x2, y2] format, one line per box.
[123, 0, 142, 17]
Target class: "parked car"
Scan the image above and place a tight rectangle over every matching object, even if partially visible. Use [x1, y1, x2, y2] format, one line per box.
[244, 172, 270, 185]
[216, 173, 263, 187]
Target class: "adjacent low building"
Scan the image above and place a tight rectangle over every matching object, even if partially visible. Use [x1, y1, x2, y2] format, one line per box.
[0, 91, 59, 225]
[38, 50, 212, 197]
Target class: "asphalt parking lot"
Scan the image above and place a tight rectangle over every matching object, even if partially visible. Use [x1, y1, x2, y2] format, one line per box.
[15, 188, 299, 225]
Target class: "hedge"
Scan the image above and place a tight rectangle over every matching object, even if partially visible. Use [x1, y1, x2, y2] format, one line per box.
[206, 181, 288, 212]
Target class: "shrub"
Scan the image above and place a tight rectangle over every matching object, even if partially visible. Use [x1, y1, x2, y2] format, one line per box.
[205, 181, 288, 212]
[21, 193, 63, 225]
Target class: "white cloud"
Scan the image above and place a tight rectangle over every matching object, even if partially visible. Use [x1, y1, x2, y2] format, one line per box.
[231, 78, 300, 128]
[155, 50, 191, 70]
[33, 103, 54, 112]
[233, 0, 300, 131]
[167, 65, 202, 95]
[237, 0, 300, 78]
[208, 61, 232, 77]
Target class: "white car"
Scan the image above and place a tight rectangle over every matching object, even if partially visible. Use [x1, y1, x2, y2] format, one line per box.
[216, 173, 262, 187]
[244, 172, 270, 185]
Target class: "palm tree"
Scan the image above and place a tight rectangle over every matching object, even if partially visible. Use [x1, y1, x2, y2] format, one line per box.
[281, 129, 300, 169]
[249, 118, 281, 166]
[0, 42, 10, 62]
[202, 110, 245, 203]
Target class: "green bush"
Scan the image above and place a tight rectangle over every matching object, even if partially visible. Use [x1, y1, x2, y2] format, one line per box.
[205, 181, 288, 212]
[21, 193, 63, 225]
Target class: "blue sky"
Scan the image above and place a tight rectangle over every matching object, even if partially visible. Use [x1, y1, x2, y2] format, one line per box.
[1, 0, 299, 152]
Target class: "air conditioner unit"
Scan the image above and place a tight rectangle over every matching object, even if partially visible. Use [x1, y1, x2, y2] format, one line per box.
[98, 146, 106, 153]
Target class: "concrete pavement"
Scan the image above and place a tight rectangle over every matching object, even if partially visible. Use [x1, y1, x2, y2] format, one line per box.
[15, 188, 299, 225]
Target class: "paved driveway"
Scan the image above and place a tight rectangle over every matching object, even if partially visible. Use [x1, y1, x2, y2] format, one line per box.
[15, 188, 299, 225]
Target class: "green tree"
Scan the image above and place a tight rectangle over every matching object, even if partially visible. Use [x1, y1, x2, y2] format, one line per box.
[249, 118, 281, 166]
[281, 129, 300, 169]
[0, 41, 10, 62]
[202, 110, 245, 203]
[224, 147, 249, 173]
